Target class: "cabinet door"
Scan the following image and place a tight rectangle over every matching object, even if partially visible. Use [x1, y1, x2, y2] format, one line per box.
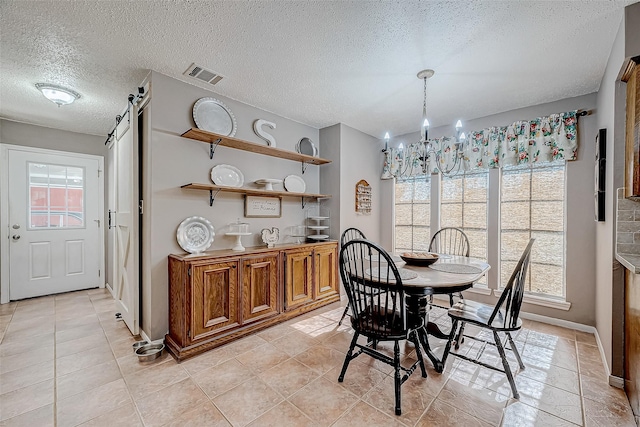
[314, 245, 339, 299]
[284, 249, 313, 309]
[242, 254, 279, 324]
[191, 260, 240, 342]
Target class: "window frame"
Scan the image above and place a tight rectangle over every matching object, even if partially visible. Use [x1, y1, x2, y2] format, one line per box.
[394, 175, 431, 252]
[391, 160, 568, 301]
[499, 161, 567, 299]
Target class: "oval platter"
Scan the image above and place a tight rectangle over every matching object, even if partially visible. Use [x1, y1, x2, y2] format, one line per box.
[211, 164, 244, 187]
[284, 174, 306, 193]
[193, 97, 237, 137]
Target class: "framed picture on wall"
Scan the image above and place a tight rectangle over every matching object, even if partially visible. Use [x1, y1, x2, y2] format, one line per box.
[244, 195, 282, 218]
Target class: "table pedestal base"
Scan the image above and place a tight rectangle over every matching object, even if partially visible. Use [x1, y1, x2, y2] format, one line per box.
[406, 294, 450, 373]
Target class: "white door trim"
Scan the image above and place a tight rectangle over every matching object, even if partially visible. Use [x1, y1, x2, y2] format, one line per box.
[0, 144, 105, 304]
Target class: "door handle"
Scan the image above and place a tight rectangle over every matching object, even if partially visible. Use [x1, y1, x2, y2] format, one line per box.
[12, 234, 20, 241]
[108, 210, 116, 229]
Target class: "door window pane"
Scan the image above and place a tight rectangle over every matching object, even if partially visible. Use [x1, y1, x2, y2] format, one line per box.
[29, 163, 85, 229]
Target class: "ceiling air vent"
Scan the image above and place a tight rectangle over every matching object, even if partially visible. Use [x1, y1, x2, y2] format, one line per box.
[183, 63, 224, 86]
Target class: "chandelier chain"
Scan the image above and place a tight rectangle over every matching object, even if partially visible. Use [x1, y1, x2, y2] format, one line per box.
[422, 77, 427, 119]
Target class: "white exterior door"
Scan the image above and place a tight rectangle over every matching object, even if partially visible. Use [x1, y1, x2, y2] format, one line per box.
[110, 109, 139, 335]
[7, 148, 103, 300]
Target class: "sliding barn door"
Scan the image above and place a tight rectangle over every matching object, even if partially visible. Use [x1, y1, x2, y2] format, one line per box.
[110, 108, 139, 335]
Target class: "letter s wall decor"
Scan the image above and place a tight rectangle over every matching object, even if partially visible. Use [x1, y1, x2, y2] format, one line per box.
[253, 119, 277, 147]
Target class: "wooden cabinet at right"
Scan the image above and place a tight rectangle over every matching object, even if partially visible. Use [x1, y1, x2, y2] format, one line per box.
[283, 243, 338, 311]
[313, 244, 339, 299]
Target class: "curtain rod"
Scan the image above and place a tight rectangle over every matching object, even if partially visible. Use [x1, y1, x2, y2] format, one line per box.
[104, 86, 145, 145]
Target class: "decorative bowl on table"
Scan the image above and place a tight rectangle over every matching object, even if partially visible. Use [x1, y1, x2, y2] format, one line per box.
[399, 252, 439, 266]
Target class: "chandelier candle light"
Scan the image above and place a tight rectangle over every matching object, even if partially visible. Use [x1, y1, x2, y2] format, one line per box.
[384, 70, 468, 178]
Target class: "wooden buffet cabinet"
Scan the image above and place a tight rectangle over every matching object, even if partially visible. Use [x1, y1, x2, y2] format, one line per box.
[166, 241, 339, 361]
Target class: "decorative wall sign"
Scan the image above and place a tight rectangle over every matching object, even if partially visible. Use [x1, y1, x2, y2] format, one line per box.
[355, 179, 371, 215]
[253, 119, 277, 147]
[245, 195, 282, 218]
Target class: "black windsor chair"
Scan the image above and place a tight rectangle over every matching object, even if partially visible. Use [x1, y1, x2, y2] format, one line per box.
[441, 238, 534, 399]
[337, 228, 367, 326]
[338, 239, 427, 416]
[428, 227, 471, 306]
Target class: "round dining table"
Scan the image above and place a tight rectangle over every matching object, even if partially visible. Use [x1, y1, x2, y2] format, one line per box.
[392, 253, 490, 372]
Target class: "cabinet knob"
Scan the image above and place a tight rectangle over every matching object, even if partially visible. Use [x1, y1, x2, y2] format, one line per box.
[232, 265, 236, 269]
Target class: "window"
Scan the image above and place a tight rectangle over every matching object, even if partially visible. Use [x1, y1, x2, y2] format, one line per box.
[29, 163, 85, 229]
[500, 162, 565, 297]
[395, 176, 430, 252]
[441, 170, 489, 284]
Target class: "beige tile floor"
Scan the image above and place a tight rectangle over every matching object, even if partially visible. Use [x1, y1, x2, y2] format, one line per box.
[0, 288, 637, 427]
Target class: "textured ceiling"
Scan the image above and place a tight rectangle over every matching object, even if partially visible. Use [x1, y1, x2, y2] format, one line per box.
[0, 1, 636, 139]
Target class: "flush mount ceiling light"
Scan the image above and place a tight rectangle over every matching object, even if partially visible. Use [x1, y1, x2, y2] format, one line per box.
[35, 83, 80, 106]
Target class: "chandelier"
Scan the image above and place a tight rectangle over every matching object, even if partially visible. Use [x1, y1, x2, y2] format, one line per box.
[392, 70, 467, 177]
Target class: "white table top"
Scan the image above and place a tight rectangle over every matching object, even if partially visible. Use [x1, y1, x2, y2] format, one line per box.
[392, 254, 490, 290]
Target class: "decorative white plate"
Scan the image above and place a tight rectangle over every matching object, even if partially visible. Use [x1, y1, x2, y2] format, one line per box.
[193, 97, 237, 137]
[296, 137, 318, 157]
[177, 216, 215, 254]
[284, 175, 306, 193]
[211, 164, 244, 187]
[254, 179, 283, 191]
[307, 225, 329, 230]
[307, 234, 329, 240]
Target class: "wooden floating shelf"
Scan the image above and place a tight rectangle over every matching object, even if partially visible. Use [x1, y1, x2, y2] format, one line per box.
[182, 183, 332, 200]
[181, 128, 331, 165]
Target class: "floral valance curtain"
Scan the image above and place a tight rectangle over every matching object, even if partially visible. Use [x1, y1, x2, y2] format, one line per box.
[381, 110, 578, 179]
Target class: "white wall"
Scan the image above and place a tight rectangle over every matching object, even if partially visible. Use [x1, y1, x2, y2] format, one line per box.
[596, 1, 640, 379]
[382, 93, 598, 326]
[338, 124, 385, 245]
[319, 123, 388, 246]
[143, 72, 323, 340]
[319, 124, 341, 240]
[0, 119, 106, 156]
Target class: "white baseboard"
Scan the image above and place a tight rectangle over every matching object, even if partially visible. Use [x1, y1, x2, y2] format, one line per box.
[520, 311, 622, 388]
[519, 311, 594, 332]
[139, 329, 152, 344]
[609, 375, 625, 389]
